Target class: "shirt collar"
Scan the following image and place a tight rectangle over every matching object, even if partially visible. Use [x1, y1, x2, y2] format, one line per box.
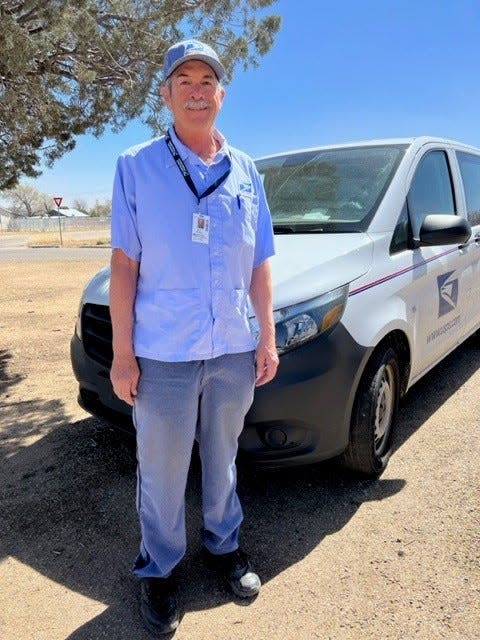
[165, 126, 230, 168]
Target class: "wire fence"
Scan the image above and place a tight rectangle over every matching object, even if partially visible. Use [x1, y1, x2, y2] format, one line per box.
[1, 215, 111, 233]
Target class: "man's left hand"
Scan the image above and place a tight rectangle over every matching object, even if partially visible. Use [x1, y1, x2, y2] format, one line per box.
[255, 340, 279, 386]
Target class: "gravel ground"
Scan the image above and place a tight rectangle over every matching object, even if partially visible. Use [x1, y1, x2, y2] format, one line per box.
[0, 255, 479, 640]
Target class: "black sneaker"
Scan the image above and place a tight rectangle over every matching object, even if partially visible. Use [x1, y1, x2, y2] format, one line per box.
[204, 548, 261, 598]
[140, 576, 180, 636]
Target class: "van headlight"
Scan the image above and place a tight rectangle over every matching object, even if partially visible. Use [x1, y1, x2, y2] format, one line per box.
[250, 284, 349, 355]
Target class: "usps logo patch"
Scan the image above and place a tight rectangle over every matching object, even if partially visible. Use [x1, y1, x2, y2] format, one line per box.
[185, 42, 204, 54]
[239, 182, 252, 194]
[437, 271, 458, 317]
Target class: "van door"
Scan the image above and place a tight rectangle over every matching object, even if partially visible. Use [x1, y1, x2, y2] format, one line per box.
[406, 149, 472, 379]
[455, 150, 480, 332]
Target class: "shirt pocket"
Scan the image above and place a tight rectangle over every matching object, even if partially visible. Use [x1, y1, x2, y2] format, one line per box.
[153, 288, 201, 334]
[238, 193, 259, 246]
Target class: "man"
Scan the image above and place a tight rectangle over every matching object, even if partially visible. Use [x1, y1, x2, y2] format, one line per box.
[110, 39, 278, 635]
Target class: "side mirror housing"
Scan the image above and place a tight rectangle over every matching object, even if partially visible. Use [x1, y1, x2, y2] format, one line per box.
[418, 214, 471, 247]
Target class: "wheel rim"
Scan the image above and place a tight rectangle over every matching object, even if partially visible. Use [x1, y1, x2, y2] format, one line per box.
[374, 363, 395, 455]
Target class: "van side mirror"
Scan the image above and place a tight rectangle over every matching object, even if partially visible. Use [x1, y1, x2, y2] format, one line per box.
[418, 214, 471, 247]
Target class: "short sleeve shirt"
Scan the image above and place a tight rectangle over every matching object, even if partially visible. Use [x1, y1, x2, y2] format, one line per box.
[111, 128, 275, 362]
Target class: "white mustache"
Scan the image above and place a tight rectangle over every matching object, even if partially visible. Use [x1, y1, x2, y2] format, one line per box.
[184, 100, 210, 110]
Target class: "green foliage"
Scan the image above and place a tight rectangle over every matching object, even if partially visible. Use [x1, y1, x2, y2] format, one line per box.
[0, 0, 281, 190]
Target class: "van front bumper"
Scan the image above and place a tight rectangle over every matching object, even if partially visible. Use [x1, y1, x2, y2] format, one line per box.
[71, 323, 370, 469]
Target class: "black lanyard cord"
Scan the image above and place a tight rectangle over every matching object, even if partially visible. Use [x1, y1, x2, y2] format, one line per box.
[165, 132, 231, 205]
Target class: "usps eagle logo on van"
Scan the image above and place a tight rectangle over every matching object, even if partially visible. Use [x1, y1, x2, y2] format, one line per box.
[437, 271, 458, 317]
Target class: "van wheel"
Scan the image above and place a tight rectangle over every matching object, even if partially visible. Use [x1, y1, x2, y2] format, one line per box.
[340, 346, 400, 476]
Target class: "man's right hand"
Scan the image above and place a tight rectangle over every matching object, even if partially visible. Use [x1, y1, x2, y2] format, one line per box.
[110, 353, 140, 406]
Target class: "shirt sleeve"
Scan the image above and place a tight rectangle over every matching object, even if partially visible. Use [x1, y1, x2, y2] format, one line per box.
[252, 165, 275, 268]
[111, 154, 142, 261]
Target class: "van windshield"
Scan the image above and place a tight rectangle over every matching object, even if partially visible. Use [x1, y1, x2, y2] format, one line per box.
[256, 144, 408, 233]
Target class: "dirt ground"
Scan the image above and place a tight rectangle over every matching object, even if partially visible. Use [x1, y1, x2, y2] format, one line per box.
[0, 254, 479, 640]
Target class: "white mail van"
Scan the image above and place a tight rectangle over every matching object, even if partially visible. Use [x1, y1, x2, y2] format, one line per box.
[71, 136, 480, 476]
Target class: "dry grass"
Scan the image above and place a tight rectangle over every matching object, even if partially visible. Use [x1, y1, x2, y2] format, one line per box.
[1, 227, 110, 248]
[25, 231, 111, 248]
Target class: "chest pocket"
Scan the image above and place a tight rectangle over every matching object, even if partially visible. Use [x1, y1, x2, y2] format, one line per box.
[238, 192, 259, 246]
[216, 191, 258, 249]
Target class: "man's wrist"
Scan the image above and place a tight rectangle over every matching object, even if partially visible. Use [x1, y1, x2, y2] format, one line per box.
[257, 327, 276, 344]
[112, 344, 136, 358]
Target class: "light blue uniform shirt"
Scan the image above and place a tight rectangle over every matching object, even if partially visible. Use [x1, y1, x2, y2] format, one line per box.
[111, 127, 275, 362]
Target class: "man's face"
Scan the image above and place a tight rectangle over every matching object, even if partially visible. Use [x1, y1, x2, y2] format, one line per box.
[161, 59, 225, 133]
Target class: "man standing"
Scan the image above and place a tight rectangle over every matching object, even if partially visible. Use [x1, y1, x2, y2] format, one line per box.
[109, 39, 278, 635]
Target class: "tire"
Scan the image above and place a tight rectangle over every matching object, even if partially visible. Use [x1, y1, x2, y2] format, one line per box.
[340, 346, 400, 477]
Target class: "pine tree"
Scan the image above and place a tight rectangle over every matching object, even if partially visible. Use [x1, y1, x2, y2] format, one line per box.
[0, 0, 280, 189]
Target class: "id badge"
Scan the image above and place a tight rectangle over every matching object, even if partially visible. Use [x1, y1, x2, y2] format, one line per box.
[192, 213, 210, 244]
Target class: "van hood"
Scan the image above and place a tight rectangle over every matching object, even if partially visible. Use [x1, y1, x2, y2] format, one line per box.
[268, 233, 373, 310]
[82, 234, 373, 310]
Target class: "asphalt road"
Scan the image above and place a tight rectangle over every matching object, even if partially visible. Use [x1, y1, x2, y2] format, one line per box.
[0, 244, 111, 262]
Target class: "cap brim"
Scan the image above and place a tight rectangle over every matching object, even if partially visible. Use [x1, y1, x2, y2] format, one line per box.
[165, 54, 225, 81]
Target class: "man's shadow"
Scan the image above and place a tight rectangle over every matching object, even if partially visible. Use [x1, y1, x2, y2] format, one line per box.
[0, 337, 478, 639]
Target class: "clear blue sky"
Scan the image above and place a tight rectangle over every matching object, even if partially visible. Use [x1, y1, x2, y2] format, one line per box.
[33, 0, 480, 206]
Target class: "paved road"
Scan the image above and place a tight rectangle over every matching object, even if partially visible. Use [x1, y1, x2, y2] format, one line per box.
[0, 245, 111, 262]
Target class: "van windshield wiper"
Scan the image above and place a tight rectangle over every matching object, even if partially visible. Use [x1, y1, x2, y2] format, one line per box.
[273, 225, 296, 234]
[297, 226, 326, 233]
[275, 223, 360, 234]
[274, 224, 328, 234]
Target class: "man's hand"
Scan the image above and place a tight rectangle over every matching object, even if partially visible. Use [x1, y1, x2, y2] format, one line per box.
[255, 339, 279, 387]
[110, 352, 140, 406]
[249, 260, 278, 386]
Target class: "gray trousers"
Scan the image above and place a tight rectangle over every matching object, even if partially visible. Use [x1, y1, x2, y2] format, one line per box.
[132, 351, 255, 578]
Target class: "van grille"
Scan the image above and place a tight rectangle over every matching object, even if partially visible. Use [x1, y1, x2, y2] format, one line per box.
[82, 304, 113, 368]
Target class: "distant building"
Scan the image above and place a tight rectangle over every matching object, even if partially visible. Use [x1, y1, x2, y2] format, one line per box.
[47, 206, 88, 218]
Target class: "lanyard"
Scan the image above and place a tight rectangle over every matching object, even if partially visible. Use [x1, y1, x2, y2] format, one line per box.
[165, 131, 231, 205]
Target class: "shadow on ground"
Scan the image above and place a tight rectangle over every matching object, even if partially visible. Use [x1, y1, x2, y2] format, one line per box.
[0, 337, 479, 639]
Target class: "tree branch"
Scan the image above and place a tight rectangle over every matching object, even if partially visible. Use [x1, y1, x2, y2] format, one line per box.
[16, 1, 52, 26]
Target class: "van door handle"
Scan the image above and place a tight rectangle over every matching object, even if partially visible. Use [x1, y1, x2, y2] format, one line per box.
[475, 233, 480, 244]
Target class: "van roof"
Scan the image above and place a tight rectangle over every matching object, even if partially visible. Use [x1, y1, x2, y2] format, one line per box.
[255, 136, 480, 161]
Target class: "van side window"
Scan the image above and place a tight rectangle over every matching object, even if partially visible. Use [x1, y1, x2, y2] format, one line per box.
[407, 151, 456, 239]
[390, 202, 411, 254]
[457, 151, 480, 226]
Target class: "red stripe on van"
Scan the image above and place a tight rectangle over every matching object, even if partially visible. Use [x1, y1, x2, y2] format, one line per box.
[349, 247, 459, 296]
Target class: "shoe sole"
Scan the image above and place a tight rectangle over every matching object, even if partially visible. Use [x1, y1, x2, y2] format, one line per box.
[140, 604, 181, 636]
[229, 577, 261, 599]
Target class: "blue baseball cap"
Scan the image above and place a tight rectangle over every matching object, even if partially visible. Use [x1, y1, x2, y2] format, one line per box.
[163, 39, 226, 81]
